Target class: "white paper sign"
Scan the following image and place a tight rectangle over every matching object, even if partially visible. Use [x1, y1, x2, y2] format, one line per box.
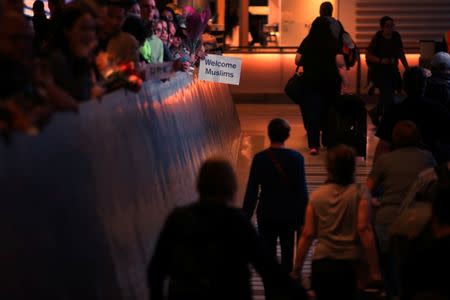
[145, 62, 174, 80]
[199, 54, 242, 85]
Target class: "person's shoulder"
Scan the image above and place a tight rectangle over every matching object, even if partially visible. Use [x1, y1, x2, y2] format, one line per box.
[372, 30, 383, 39]
[281, 147, 304, 157]
[310, 183, 333, 199]
[253, 150, 266, 161]
[150, 34, 163, 45]
[417, 148, 435, 160]
[393, 31, 402, 38]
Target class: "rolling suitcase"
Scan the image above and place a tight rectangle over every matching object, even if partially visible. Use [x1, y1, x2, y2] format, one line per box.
[328, 94, 367, 158]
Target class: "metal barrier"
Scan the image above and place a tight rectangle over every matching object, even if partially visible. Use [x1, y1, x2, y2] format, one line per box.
[0, 72, 241, 299]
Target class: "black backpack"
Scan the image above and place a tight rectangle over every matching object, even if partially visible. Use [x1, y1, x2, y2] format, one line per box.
[338, 21, 359, 69]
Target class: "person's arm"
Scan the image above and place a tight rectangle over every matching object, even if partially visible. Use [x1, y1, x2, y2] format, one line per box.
[397, 32, 409, 70]
[366, 157, 384, 208]
[336, 54, 350, 93]
[366, 34, 381, 64]
[242, 157, 260, 221]
[292, 203, 316, 277]
[297, 155, 309, 229]
[357, 196, 381, 282]
[366, 177, 380, 208]
[295, 53, 302, 66]
[147, 211, 177, 300]
[399, 51, 408, 70]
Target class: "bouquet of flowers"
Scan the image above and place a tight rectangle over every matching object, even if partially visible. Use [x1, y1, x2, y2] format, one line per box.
[101, 60, 144, 93]
[183, 6, 211, 71]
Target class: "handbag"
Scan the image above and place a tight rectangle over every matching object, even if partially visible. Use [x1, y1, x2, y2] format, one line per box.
[284, 65, 305, 105]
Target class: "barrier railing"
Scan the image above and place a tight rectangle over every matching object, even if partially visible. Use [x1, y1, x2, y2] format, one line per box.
[0, 72, 241, 299]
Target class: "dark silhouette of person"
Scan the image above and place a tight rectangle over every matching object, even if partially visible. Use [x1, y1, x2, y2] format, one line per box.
[32, 0, 50, 51]
[148, 158, 306, 300]
[243, 119, 308, 299]
[366, 16, 409, 126]
[374, 67, 450, 163]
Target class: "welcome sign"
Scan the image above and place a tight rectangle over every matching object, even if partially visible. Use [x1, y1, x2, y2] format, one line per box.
[199, 54, 242, 85]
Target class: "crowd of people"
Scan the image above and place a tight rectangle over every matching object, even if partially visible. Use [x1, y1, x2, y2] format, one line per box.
[0, 0, 217, 138]
[149, 119, 450, 300]
[1, 0, 450, 299]
[294, 2, 450, 160]
[149, 2, 450, 300]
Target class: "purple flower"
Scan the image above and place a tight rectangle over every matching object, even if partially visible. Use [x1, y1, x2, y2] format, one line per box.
[184, 6, 211, 43]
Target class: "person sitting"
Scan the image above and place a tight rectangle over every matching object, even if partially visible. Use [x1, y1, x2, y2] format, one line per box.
[148, 158, 306, 300]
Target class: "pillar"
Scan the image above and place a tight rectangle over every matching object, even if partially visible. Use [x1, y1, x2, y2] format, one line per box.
[239, 0, 249, 46]
[217, 0, 225, 26]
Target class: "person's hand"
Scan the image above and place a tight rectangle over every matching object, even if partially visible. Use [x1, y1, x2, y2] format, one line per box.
[422, 68, 432, 78]
[91, 84, 106, 99]
[173, 59, 190, 72]
[96, 52, 110, 75]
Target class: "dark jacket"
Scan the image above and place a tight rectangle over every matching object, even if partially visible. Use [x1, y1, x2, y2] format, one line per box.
[426, 74, 450, 110]
[243, 148, 309, 227]
[48, 49, 93, 101]
[297, 17, 340, 84]
[376, 95, 450, 159]
[147, 202, 305, 300]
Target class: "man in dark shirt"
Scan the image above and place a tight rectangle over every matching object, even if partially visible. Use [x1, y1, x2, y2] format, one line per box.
[367, 16, 409, 126]
[148, 159, 306, 300]
[374, 67, 450, 162]
[243, 118, 309, 280]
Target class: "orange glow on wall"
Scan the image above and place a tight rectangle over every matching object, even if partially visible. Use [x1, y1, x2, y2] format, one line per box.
[225, 53, 421, 94]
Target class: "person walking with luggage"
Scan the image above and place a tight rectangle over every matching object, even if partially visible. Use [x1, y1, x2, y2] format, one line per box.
[243, 118, 309, 299]
[292, 145, 381, 300]
[295, 15, 344, 155]
[366, 16, 409, 126]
